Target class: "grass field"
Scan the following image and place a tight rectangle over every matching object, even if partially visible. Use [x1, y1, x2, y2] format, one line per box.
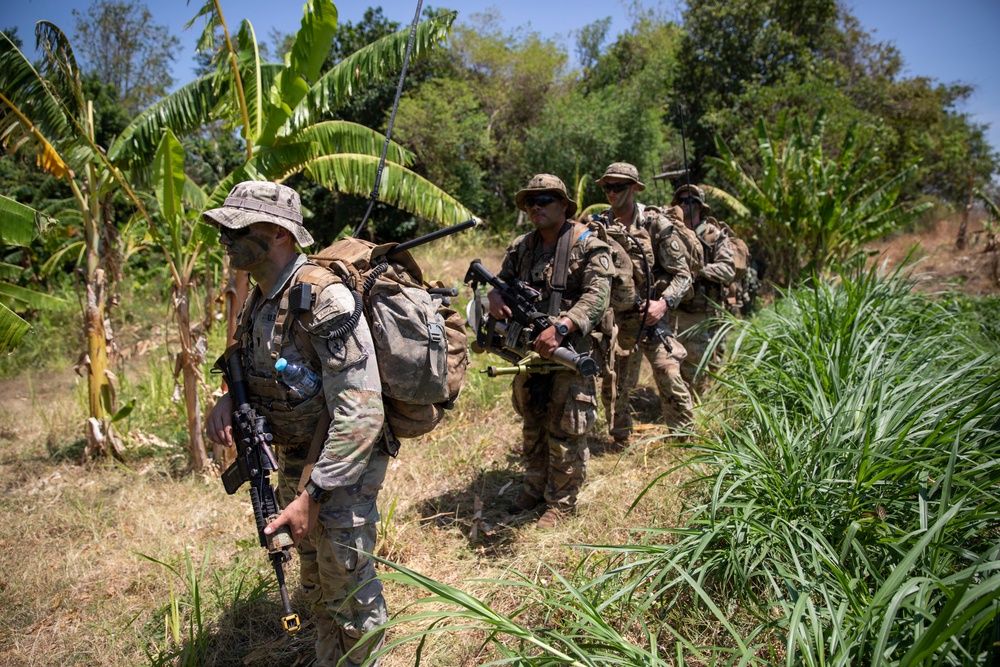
[2, 232, 999, 666]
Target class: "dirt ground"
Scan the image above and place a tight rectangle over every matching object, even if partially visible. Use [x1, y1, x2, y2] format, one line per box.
[868, 214, 1000, 296]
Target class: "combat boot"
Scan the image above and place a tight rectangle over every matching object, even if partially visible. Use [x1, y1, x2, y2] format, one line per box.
[507, 490, 542, 515]
[536, 507, 565, 529]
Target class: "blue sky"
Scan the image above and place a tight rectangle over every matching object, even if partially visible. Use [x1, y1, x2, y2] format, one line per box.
[6, 0, 1000, 155]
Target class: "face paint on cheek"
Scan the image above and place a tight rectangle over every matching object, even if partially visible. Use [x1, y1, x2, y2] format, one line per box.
[227, 232, 271, 269]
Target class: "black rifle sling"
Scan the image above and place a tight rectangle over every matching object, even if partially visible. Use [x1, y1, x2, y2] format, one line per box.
[549, 221, 587, 317]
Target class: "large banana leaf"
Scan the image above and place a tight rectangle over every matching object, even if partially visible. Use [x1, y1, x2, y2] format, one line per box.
[257, 121, 413, 181]
[0, 281, 65, 309]
[0, 304, 30, 355]
[286, 11, 456, 137]
[257, 0, 339, 146]
[34, 21, 86, 117]
[0, 33, 72, 179]
[0, 195, 63, 353]
[305, 153, 475, 225]
[0, 195, 49, 246]
[107, 74, 232, 168]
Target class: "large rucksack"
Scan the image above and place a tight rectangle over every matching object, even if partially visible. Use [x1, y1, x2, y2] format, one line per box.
[716, 221, 758, 316]
[297, 238, 468, 439]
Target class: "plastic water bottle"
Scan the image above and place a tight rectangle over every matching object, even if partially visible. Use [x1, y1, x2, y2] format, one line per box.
[274, 357, 321, 399]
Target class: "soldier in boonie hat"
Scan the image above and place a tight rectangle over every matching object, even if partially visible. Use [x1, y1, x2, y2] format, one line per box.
[514, 173, 578, 218]
[596, 162, 646, 191]
[671, 184, 711, 219]
[203, 180, 314, 247]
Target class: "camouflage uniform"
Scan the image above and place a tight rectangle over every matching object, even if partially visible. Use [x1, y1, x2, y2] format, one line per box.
[236, 256, 389, 667]
[596, 203, 697, 440]
[498, 222, 612, 512]
[671, 186, 737, 394]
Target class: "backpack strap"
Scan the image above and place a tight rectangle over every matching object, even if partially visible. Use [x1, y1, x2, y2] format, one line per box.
[269, 262, 343, 364]
[549, 221, 591, 317]
[232, 285, 262, 355]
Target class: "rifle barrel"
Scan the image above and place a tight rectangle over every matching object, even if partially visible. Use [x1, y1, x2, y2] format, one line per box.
[392, 218, 479, 255]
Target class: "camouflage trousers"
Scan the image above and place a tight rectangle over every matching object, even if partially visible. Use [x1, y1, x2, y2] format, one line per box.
[601, 333, 692, 441]
[675, 309, 724, 396]
[277, 445, 389, 667]
[511, 371, 596, 511]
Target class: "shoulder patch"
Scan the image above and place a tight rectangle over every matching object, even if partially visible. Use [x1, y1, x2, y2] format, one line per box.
[599, 255, 611, 271]
[670, 240, 680, 252]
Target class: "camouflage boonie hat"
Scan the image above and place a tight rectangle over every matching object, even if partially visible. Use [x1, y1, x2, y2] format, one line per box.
[202, 181, 314, 247]
[596, 162, 645, 191]
[514, 173, 578, 217]
[671, 184, 711, 216]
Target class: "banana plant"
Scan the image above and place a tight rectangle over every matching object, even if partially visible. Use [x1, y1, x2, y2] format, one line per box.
[706, 110, 931, 287]
[0, 24, 153, 459]
[108, 0, 473, 226]
[0, 195, 66, 353]
[146, 128, 221, 471]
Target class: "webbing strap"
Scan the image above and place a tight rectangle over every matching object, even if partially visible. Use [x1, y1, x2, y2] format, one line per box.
[548, 222, 590, 317]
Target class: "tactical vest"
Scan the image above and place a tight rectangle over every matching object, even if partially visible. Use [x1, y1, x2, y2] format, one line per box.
[232, 262, 343, 446]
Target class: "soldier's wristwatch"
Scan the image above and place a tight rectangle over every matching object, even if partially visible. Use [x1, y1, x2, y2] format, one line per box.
[304, 479, 331, 504]
[553, 321, 570, 337]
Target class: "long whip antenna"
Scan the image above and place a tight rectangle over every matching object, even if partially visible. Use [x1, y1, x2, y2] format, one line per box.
[353, 0, 425, 238]
[677, 98, 692, 193]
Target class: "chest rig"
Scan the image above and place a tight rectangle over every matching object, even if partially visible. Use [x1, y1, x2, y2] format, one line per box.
[232, 262, 346, 446]
[515, 221, 592, 318]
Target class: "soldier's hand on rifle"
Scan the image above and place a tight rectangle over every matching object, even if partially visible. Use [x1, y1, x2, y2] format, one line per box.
[264, 491, 319, 547]
[534, 317, 573, 359]
[641, 299, 668, 326]
[206, 393, 235, 447]
[487, 288, 512, 319]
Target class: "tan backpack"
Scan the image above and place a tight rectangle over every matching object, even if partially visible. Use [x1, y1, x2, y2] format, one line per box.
[297, 237, 468, 439]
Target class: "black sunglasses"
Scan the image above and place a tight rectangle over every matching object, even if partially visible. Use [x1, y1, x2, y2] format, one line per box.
[602, 182, 631, 194]
[524, 194, 562, 208]
[219, 225, 253, 240]
[679, 196, 702, 206]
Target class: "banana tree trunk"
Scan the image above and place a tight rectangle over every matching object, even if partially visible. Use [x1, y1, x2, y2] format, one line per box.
[175, 284, 210, 471]
[83, 267, 124, 461]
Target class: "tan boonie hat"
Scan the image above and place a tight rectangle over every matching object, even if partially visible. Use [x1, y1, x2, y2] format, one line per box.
[202, 181, 315, 247]
[596, 162, 646, 191]
[671, 184, 711, 215]
[514, 174, 578, 217]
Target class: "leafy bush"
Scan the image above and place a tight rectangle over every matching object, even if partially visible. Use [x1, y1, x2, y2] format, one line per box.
[706, 111, 932, 287]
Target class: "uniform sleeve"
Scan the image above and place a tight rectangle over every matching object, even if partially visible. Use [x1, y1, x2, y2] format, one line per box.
[702, 236, 737, 284]
[649, 216, 693, 308]
[496, 234, 527, 284]
[564, 238, 612, 337]
[308, 283, 385, 490]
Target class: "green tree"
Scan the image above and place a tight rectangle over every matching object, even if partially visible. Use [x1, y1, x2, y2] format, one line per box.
[706, 111, 931, 287]
[392, 8, 566, 227]
[72, 0, 180, 114]
[144, 128, 220, 470]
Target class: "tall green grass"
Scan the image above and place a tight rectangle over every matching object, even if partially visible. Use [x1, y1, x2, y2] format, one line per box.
[374, 264, 1000, 666]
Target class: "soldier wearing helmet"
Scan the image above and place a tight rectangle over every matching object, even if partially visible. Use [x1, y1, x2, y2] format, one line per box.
[590, 163, 700, 449]
[669, 184, 737, 395]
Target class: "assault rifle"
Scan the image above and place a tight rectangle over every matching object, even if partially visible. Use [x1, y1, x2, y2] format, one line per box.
[213, 350, 301, 635]
[637, 297, 676, 354]
[464, 259, 599, 377]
